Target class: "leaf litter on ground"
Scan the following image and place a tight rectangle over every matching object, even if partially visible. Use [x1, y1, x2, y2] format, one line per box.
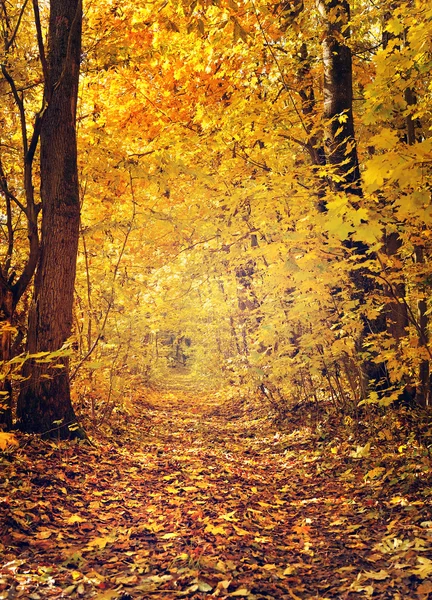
[0, 389, 431, 599]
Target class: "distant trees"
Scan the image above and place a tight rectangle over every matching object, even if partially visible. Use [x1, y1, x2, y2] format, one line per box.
[73, 0, 432, 412]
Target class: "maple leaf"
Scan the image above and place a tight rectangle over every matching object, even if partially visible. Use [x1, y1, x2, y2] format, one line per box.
[0, 432, 19, 450]
[205, 523, 228, 535]
[411, 557, 432, 579]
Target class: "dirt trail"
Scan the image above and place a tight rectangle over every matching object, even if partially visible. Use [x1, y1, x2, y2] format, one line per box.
[1, 390, 431, 599]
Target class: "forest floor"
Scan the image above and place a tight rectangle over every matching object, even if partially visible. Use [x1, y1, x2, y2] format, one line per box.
[1, 384, 431, 600]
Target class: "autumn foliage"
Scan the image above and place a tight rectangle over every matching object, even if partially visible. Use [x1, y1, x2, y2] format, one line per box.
[0, 0, 431, 423]
[0, 0, 432, 595]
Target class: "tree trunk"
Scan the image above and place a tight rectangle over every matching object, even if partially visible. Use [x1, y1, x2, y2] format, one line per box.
[317, 0, 393, 398]
[318, 0, 361, 196]
[414, 246, 431, 407]
[0, 284, 14, 430]
[17, 0, 84, 438]
[382, 232, 409, 342]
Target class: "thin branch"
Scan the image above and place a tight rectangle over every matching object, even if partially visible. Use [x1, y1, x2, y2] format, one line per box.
[26, 110, 44, 165]
[70, 170, 137, 381]
[127, 150, 155, 159]
[222, 138, 271, 172]
[0, 164, 14, 275]
[278, 132, 321, 165]
[250, 0, 309, 139]
[32, 0, 49, 93]
[172, 235, 220, 259]
[0, 158, 27, 214]
[1, 64, 28, 155]
[5, 0, 30, 51]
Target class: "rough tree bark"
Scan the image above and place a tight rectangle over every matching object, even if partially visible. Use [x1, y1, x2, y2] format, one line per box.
[318, 0, 361, 196]
[16, 0, 84, 438]
[317, 0, 393, 398]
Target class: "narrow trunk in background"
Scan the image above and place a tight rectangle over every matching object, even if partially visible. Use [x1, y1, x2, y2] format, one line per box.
[17, 0, 84, 438]
[380, 4, 430, 406]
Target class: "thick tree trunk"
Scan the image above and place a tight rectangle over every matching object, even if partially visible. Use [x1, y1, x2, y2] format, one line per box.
[17, 0, 84, 438]
[317, 0, 390, 398]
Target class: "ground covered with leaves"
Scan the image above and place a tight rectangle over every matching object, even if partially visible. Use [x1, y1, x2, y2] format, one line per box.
[1, 390, 431, 599]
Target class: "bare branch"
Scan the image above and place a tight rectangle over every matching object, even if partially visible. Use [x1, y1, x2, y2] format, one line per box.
[32, 0, 49, 91]
[0, 158, 27, 214]
[1, 64, 28, 156]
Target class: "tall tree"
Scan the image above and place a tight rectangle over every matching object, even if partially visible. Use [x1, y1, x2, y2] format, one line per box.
[16, 0, 84, 437]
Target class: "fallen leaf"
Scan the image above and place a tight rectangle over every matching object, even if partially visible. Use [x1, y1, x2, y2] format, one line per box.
[230, 588, 250, 597]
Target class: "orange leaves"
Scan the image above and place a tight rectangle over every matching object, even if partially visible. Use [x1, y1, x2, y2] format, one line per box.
[1, 391, 432, 598]
[0, 432, 18, 451]
[205, 522, 229, 535]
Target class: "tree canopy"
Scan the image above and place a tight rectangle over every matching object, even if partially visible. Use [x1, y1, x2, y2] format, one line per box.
[1, 0, 432, 426]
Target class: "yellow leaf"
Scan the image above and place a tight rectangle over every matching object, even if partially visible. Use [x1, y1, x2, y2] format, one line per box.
[67, 515, 85, 524]
[36, 529, 53, 539]
[233, 525, 250, 536]
[175, 553, 189, 561]
[385, 16, 404, 36]
[93, 591, 119, 600]
[221, 510, 237, 521]
[195, 481, 211, 489]
[0, 432, 19, 450]
[230, 588, 250, 597]
[368, 128, 399, 150]
[217, 580, 231, 590]
[87, 535, 113, 550]
[144, 521, 164, 533]
[365, 467, 386, 480]
[283, 565, 296, 575]
[161, 532, 178, 539]
[205, 523, 228, 535]
[363, 569, 390, 580]
[350, 442, 371, 458]
[115, 575, 139, 585]
[411, 557, 432, 579]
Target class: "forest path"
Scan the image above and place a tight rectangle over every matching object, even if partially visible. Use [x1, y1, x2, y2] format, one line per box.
[1, 390, 431, 599]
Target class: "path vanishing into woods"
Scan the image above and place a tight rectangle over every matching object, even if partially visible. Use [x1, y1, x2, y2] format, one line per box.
[1, 382, 431, 599]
